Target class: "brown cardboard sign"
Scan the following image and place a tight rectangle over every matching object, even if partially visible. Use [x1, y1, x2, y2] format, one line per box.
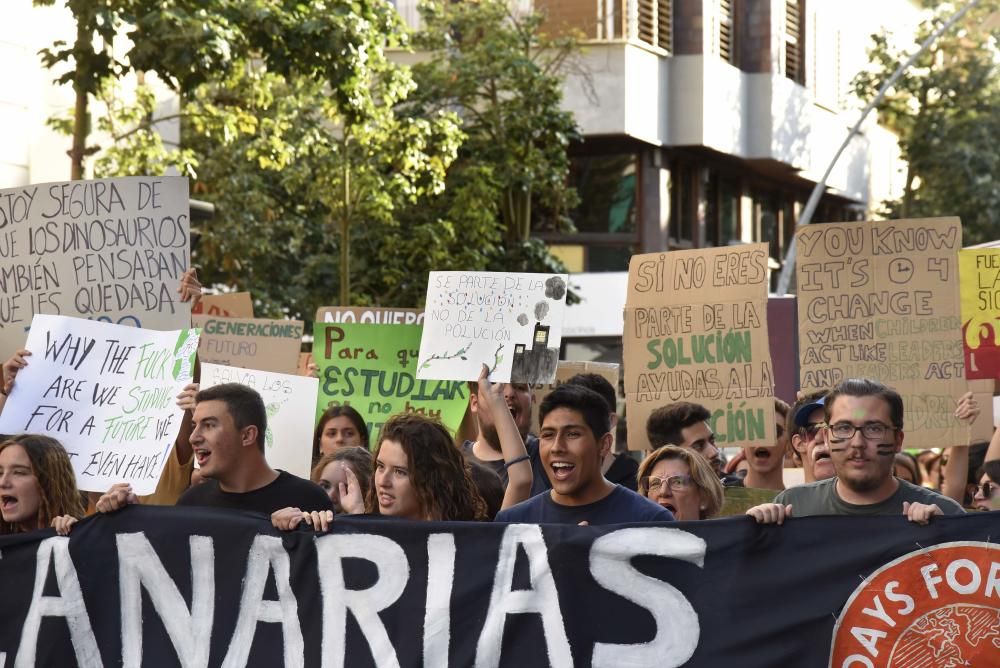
[315, 306, 424, 325]
[192, 292, 254, 318]
[193, 315, 303, 374]
[623, 244, 775, 451]
[968, 379, 995, 445]
[795, 217, 966, 447]
[529, 361, 620, 433]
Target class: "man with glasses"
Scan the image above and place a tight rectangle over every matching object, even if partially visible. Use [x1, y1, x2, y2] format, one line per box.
[747, 379, 965, 525]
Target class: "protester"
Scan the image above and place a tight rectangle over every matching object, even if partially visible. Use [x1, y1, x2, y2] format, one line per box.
[276, 411, 489, 530]
[312, 405, 370, 461]
[0, 435, 84, 536]
[462, 372, 551, 496]
[747, 379, 969, 525]
[364, 413, 487, 521]
[788, 390, 833, 483]
[971, 461, 1000, 511]
[565, 372, 638, 490]
[737, 398, 789, 492]
[646, 401, 723, 476]
[637, 445, 724, 520]
[311, 447, 373, 513]
[496, 384, 673, 524]
[99, 383, 332, 517]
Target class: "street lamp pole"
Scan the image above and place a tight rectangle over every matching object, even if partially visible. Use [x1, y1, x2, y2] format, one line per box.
[775, 0, 982, 295]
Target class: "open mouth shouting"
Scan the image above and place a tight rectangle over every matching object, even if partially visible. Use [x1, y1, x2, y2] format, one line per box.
[194, 448, 211, 468]
[549, 461, 576, 482]
[378, 491, 396, 509]
[1, 494, 19, 516]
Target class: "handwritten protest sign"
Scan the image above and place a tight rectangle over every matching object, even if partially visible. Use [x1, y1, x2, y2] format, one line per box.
[624, 244, 775, 450]
[0, 314, 198, 493]
[200, 363, 317, 479]
[314, 322, 468, 439]
[417, 271, 569, 383]
[796, 218, 966, 447]
[0, 177, 191, 356]
[316, 306, 424, 325]
[193, 315, 303, 375]
[192, 292, 254, 318]
[959, 248, 1000, 380]
[530, 361, 620, 433]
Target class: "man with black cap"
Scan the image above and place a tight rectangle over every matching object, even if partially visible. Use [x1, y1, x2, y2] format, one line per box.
[788, 390, 835, 484]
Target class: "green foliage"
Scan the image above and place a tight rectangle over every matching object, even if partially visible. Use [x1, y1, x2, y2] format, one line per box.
[854, 1, 1000, 244]
[406, 0, 581, 269]
[40, 0, 582, 321]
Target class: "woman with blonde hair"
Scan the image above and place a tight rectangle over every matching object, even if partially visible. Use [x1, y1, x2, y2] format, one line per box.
[0, 434, 84, 535]
[637, 445, 724, 520]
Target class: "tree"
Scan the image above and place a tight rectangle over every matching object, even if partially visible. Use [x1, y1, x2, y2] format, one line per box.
[405, 0, 583, 275]
[43, 1, 464, 318]
[854, 0, 1000, 244]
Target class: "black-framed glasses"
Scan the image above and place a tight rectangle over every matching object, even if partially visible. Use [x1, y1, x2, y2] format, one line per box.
[826, 422, 896, 441]
[642, 474, 693, 493]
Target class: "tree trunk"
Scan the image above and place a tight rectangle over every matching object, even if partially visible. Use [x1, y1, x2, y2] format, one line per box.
[69, 3, 95, 180]
[338, 140, 351, 307]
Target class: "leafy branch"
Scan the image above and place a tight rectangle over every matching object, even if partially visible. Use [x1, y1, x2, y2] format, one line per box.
[420, 342, 473, 370]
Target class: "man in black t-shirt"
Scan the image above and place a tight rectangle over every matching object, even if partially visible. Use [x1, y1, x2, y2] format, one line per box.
[99, 383, 330, 517]
[496, 384, 672, 525]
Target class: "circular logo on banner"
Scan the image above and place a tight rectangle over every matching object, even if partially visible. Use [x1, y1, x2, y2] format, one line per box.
[829, 541, 1000, 668]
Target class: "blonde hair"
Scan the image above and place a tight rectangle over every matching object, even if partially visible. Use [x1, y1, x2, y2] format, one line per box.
[637, 445, 724, 519]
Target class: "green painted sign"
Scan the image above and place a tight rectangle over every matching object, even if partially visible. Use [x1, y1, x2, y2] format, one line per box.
[313, 322, 469, 441]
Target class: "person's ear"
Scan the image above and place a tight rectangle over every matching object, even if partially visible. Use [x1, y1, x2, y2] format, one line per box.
[598, 431, 613, 458]
[242, 425, 259, 448]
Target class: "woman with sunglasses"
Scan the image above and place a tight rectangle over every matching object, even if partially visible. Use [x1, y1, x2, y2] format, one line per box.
[972, 461, 1000, 511]
[637, 445, 724, 520]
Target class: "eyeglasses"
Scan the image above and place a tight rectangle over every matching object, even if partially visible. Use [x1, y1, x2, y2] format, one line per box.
[826, 422, 896, 441]
[642, 474, 693, 493]
[801, 423, 823, 439]
[976, 481, 996, 498]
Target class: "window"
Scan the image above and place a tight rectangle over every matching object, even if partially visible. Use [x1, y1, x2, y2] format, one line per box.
[718, 0, 736, 64]
[670, 162, 697, 246]
[706, 172, 740, 246]
[569, 154, 638, 235]
[784, 0, 805, 84]
[637, 0, 673, 52]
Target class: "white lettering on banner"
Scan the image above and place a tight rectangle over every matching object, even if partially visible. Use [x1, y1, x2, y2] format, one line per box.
[16, 537, 103, 668]
[590, 527, 706, 667]
[424, 533, 457, 666]
[223, 535, 304, 668]
[13, 527, 712, 667]
[118, 532, 215, 668]
[316, 534, 409, 668]
[475, 524, 574, 668]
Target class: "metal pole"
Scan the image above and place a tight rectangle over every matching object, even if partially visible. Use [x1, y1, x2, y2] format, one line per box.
[775, 0, 982, 295]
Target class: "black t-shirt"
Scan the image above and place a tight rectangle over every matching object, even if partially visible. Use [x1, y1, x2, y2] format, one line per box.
[176, 470, 333, 515]
[495, 485, 674, 525]
[461, 435, 552, 497]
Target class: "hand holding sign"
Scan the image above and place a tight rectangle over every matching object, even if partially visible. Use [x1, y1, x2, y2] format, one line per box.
[2, 349, 31, 395]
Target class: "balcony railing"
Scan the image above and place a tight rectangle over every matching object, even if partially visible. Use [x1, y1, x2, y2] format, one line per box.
[537, 0, 673, 52]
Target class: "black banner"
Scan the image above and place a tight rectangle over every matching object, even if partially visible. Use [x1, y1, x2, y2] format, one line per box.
[0, 507, 997, 667]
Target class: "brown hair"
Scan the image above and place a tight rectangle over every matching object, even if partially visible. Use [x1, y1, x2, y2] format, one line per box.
[0, 435, 85, 534]
[646, 402, 711, 448]
[312, 405, 371, 463]
[367, 414, 486, 521]
[311, 446, 374, 500]
[636, 445, 724, 519]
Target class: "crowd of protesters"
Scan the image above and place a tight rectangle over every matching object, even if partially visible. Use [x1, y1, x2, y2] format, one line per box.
[1, 270, 998, 541]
